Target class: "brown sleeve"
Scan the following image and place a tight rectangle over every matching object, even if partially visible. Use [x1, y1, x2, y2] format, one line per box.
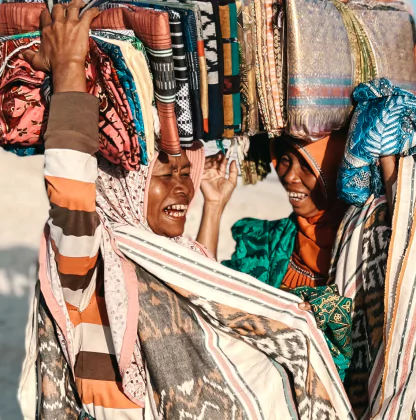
[45, 92, 100, 155]
[44, 92, 102, 307]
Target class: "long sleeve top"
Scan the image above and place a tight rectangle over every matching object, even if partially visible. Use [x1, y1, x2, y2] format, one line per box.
[44, 92, 142, 419]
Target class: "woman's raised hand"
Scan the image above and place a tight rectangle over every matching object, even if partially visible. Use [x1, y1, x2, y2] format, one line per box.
[201, 153, 238, 211]
[21, 0, 99, 93]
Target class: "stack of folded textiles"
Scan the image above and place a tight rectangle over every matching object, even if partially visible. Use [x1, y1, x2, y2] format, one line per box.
[0, 0, 250, 169]
[0, 0, 415, 183]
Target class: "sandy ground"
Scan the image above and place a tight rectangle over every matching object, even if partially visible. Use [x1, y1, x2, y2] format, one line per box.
[0, 149, 291, 419]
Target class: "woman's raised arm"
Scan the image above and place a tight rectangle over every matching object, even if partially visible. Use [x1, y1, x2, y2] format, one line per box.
[24, 0, 102, 306]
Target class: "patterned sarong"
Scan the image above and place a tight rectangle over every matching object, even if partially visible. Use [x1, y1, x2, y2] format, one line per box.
[333, 157, 416, 419]
[329, 195, 391, 419]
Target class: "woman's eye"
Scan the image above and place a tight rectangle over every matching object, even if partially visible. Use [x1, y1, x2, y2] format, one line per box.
[181, 172, 191, 177]
[280, 156, 290, 165]
[161, 173, 172, 177]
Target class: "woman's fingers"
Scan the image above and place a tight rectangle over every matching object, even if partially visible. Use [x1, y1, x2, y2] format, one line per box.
[40, 7, 53, 28]
[80, 7, 100, 25]
[66, 0, 84, 20]
[228, 160, 238, 186]
[51, 3, 66, 22]
[204, 155, 218, 171]
[218, 154, 228, 177]
[298, 302, 312, 311]
[20, 50, 49, 72]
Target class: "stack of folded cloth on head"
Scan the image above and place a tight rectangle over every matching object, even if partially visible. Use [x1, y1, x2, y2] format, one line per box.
[1, 0, 415, 182]
[0, 0, 250, 170]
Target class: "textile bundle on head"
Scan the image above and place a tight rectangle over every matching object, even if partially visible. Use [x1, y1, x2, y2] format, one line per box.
[0, 0, 244, 165]
[1, 0, 415, 183]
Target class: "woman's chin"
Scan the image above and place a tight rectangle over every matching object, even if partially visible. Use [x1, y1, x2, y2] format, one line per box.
[291, 202, 319, 218]
[162, 215, 186, 238]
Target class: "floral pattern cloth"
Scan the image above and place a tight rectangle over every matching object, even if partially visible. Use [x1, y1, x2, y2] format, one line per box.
[290, 284, 353, 381]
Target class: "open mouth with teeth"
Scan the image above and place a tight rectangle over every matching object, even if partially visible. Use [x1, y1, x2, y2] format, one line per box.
[164, 204, 189, 219]
[288, 191, 308, 202]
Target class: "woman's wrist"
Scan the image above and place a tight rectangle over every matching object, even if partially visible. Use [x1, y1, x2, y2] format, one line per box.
[203, 200, 226, 214]
[52, 62, 87, 93]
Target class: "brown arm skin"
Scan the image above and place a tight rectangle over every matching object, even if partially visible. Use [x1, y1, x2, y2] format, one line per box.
[196, 154, 238, 259]
[380, 155, 398, 219]
[196, 202, 224, 259]
[21, 0, 99, 94]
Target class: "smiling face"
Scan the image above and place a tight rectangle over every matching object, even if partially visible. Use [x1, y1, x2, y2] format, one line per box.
[276, 147, 326, 218]
[147, 150, 195, 238]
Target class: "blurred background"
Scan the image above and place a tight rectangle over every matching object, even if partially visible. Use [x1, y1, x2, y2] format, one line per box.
[0, 149, 291, 419]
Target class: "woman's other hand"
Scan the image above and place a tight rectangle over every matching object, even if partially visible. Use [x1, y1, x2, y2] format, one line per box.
[201, 153, 238, 211]
[298, 302, 312, 311]
[196, 154, 237, 258]
[21, 0, 99, 93]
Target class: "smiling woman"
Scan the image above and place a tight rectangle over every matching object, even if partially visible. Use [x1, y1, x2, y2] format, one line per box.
[147, 151, 195, 238]
[223, 131, 348, 289]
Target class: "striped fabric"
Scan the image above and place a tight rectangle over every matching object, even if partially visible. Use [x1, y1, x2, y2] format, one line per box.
[219, 0, 241, 138]
[43, 93, 142, 419]
[332, 155, 416, 419]
[168, 10, 194, 146]
[373, 156, 416, 419]
[44, 93, 101, 308]
[329, 195, 390, 419]
[108, 224, 355, 418]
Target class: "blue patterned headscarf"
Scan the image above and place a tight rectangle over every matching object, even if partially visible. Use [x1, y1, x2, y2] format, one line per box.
[338, 78, 416, 206]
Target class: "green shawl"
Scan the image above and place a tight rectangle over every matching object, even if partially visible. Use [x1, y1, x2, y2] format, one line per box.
[222, 215, 297, 288]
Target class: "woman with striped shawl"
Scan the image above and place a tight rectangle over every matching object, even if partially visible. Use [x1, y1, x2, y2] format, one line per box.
[18, 3, 353, 419]
[332, 78, 416, 420]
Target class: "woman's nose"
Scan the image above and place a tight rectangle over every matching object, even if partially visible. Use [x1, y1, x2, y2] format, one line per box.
[172, 177, 190, 196]
[283, 164, 301, 184]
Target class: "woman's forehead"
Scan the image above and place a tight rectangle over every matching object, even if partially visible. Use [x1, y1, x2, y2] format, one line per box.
[156, 150, 191, 168]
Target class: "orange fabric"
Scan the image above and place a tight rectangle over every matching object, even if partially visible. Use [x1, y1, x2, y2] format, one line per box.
[272, 131, 348, 287]
[67, 296, 110, 328]
[76, 378, 139, 409]
[51, 239, 98, 276]
[46, 176, 96, 212]
[69, 278, 140, 410]
[282, 266, 326, 289]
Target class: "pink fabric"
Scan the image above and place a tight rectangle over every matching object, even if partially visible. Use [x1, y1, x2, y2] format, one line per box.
[0, 36, 143, 170]
[0, 38, 45, 146]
